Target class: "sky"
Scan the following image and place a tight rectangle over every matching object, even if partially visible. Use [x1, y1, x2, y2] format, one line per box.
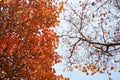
[54, 0, 120, 80]
[54, 62, 120, 80]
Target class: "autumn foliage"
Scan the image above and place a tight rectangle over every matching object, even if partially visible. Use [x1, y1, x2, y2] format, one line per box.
[0, 0, 68, 80]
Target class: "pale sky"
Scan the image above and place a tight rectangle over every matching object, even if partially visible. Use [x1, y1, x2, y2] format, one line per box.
[54, 0, 120, 80]
[54, 62, 120, 80]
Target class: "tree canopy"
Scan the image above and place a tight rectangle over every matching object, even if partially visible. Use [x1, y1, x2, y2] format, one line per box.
[57, 0, 120, 78]
[0, 0, 69, 80]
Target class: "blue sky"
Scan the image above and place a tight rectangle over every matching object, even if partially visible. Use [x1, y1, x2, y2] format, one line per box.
[54, 0, 120, 80]
[54, 61, 120, 80]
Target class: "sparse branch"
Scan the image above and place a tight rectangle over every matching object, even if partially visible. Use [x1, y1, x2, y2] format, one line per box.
[96, 0, 109, 10]
[58, 0, 120, 77]
[68, 39, 81, 58]
[100, 23, 107, 43]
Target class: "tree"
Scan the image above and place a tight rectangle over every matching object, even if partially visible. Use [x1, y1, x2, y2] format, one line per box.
[0, 0, 69, 80]
[57, 0, 120, 77]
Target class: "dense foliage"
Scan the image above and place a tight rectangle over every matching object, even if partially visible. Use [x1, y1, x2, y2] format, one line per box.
[0, 0, 69, 80]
